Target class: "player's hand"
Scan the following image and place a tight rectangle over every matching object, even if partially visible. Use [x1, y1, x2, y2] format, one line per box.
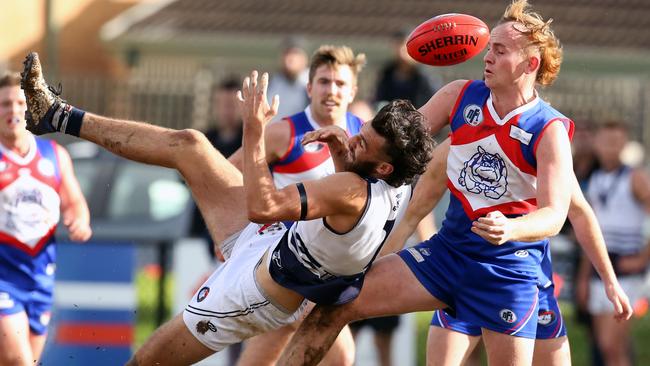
[604, 279, 633, 321]
[64, 217, 92, 242]
[302, 126, 351, 162]
[471, 210, 512, 245]
[236, 70, 279, 131]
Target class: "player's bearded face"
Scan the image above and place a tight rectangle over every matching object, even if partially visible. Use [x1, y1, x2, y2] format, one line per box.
[348, 158, 379, 178]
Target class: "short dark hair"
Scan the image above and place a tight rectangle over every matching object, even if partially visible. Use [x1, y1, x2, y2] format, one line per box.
[211, 75, 241, 97]
[371, 99, 435, 186]
[0, 72, 21, 89]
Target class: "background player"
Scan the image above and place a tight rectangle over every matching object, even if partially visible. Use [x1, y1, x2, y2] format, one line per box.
[0, 72, 91, 365]
[580, 121, 650, 366]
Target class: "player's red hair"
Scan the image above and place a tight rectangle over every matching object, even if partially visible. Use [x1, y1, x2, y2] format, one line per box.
[500, 0, 562, 87]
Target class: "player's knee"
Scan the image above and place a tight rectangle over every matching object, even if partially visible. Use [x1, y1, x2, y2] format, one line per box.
[175, 129, 209, 149]
[173, 129, 213, 165]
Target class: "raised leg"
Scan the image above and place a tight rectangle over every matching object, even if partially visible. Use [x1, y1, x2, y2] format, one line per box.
[21, 52, 248, 244]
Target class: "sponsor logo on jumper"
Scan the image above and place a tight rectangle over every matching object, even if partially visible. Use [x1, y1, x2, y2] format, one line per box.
[509, 125, 533, 145]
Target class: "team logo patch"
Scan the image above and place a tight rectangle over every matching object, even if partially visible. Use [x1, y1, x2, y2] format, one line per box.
[37, 159, 55, 177]
[514, 250, 529, 258]
[463, 104, 483, 126]
[538, 309, 556, 326]
[303, 142, 325, 153]
[419, 248, 431, 256]
[0, 292, 14, 309]
[197, 287, 210, 302]
[499, 308, 517, 324]
[459, 146, 508, 199]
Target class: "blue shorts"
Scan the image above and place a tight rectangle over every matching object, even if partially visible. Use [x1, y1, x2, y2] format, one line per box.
[0, 283, 52, 335]
[399, 236, 540, 338]
[430, 283, 566, 338]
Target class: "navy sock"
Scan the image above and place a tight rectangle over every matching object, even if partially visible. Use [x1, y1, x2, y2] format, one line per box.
[55, 103, 85, 137]
[64, 106, 85, 137]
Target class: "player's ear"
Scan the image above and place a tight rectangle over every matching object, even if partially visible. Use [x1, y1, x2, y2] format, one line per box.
[527, 55, 540, 75]
[376, 162, 394, 177]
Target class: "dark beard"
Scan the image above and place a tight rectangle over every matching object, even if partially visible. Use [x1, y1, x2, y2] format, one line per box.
[348, 160, 378, 178]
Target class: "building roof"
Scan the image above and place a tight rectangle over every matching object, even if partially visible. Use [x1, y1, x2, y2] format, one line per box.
[107, 0, 650, 50]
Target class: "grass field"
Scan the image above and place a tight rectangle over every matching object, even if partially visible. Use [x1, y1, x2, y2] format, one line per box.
[135, 269, 650, 365]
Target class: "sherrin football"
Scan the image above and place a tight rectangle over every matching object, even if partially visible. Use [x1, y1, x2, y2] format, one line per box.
[406, 13, 489, 66]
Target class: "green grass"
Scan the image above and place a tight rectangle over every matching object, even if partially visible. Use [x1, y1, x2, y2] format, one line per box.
[134, 269, 174, 347]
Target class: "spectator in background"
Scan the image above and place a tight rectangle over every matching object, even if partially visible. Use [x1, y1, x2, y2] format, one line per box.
[268, 36, 309, 121]
[205, 77, 244, 158]
[191, 76, 244, 261]
[580, 121, 650, 366]
[0, 72, 91, 365]
[374, 30, 441, 109]
[570, 119, 605, 366]
[572, 120, 600, 188]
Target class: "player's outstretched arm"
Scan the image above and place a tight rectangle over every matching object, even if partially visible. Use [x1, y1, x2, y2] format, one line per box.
[567, 176, 633, 321]
[237, 71, 365, 226]
[380, 138, 449, 256]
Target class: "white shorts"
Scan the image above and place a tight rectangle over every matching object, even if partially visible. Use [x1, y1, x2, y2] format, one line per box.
[588, 275, 647, 315]
[183, 222, 307, 352]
